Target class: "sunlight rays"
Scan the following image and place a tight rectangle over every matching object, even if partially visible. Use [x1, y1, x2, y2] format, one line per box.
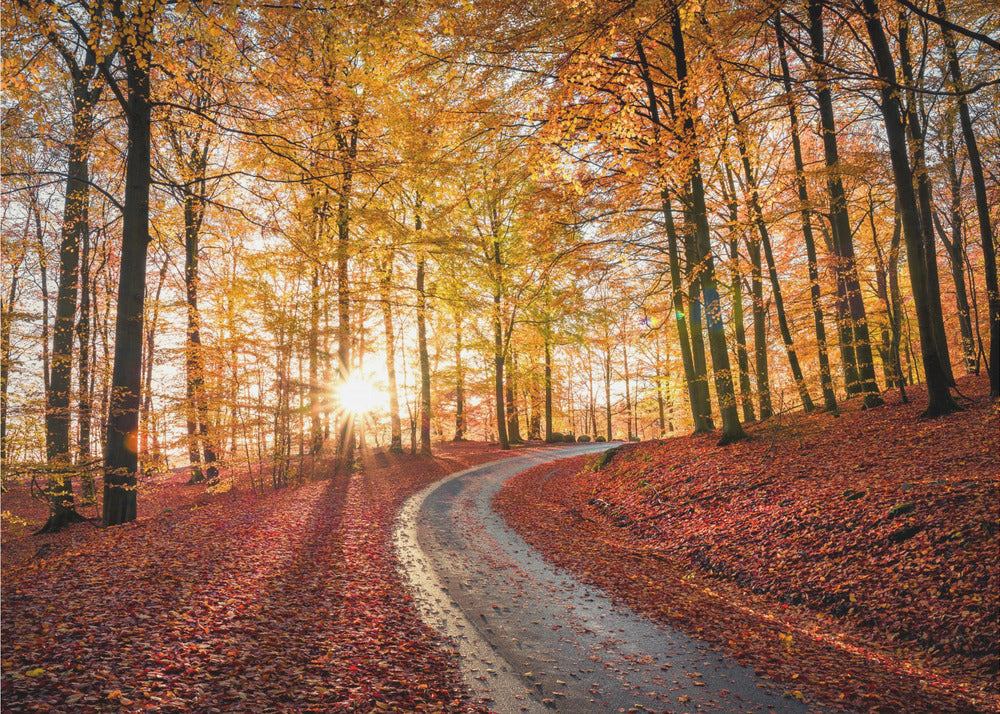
[333, 374, 385, 417]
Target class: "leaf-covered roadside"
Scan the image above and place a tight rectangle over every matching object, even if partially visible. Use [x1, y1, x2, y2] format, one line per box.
[1, 443, 511, 713]
[495, 376, 999, 714]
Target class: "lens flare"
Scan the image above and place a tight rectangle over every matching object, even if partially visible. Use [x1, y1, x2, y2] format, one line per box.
[335, 374, 383, 416]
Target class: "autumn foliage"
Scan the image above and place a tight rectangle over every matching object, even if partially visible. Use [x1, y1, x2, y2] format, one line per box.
[495, 375, 999, 713]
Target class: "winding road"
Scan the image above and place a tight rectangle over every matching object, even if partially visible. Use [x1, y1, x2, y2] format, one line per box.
[395, 445, 813, 713]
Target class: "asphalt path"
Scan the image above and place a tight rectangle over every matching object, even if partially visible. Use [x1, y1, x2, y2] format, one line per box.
[394, 445, 813, 713]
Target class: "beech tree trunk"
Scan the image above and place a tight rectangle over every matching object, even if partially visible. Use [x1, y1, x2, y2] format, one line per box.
[334, 120, 357, 470]
[935, 127, 977, 374]
[747, 234, 772, 419]
[183, 173, 217, 483]
[937, 0, 999, 397]
[505, 350, 522, 444]
[635, 43, 713, 433]
[721, 166, 755, 422]
[103, 34, 153, 527]
[543, 332, 553, 441]
[492, 230, 509, 449]
[685, 220, 714, 430]
[807, 0, 883, 408]
[670, 5, 745, 444]
[453, 312, 466, 441]
[897, 15, 955, 385]
[1, 245, 23, 466]
[873, 206, 907, 400]
[776, 14, 838, 413]
[416, 249, 432, 456]
[42, 81, 95, 531]
[378, 255, 403, 452]
[860, 0, 956, 416]
[76, 215, 94, 500]
[603, 340, 613, 440]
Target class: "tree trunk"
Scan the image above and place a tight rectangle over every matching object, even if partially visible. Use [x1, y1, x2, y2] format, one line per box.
[543, 333, 553, 441]
[655, 336, 667, 437]
[776, 14, 838, 413]
[603, 341, 613, 440]
[860, 0, 956, 416]
[807, 0, 883, 407]
[34, 200, 51, 399]
[935, 124, 977, 374]
[505, 350, 522, 444]
[76, 213, 94, 499]
[40, 91, 92, 530]
[670, 5, 745, 444]
[140, 258, 168, 479]
[634, 43, 712, 433]
[103, 38, 152, 527]
[379, 255, 403, 452]
[453, 312, 466, 441]
[623, 341, 633, 440]
[664, 191, 713, 432]
[897, 14, 955, 385]
[747, 233, 772, 419]
[492, 228, 509, 449]
[308, 260, 323, 454]
[685, 220, 714, 429]
[721, 166, 755, 422]
[937, 0, 999, 397]
[873, 205, 907, 400]
[416, 250, 432, 456]
[334, 121, 357, 471]
[183, 181, 213, 482]
[1, 245, 24, 466]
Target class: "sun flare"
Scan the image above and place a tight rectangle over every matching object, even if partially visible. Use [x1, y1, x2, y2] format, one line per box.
[335, 375, 384, 416]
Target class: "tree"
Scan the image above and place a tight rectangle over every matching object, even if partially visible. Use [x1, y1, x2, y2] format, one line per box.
[102, 0, 159, 527]
[668, 2, 745, 444]
[805, 0, 883, 408]
[859, 0, 957, 416]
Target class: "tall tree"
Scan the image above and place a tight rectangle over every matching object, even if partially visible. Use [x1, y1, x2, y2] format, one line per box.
[806, 0, 883, 408]
[936, 0, 999, 398]
[775, 13, 838, 414]
[18, 0, 108, 531]
[102, 0, 158, 527]
[669, 3, 745, 444]
[858, 0, 957, 416]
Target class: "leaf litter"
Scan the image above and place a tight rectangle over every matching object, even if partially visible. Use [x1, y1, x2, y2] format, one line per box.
[2, 442, 513, 712]
[495, 376, 998, 714]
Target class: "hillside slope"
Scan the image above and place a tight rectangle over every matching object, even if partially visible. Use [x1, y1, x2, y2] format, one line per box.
[495, 376, 998, 713]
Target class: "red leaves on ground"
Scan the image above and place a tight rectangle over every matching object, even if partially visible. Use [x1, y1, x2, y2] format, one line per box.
[495, 376, 999, 714]
[1, 442, 512, 712]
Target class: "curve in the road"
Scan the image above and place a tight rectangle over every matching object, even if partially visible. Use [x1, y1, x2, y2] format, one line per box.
[394, 445, 813, 713]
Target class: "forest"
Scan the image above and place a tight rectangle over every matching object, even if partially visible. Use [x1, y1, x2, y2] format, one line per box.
[2, 0, 998, 711]
[2, 0, 997, 527]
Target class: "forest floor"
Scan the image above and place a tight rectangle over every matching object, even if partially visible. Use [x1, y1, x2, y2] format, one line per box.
[1, 376, 996, 713]
[1, 441, 516, 712]
[496, 375, 999, 714]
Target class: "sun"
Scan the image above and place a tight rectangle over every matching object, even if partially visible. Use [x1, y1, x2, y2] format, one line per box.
[335, 374, 384, 416]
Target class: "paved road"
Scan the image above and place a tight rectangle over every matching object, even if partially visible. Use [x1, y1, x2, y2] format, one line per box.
[395, 445, 813, 713]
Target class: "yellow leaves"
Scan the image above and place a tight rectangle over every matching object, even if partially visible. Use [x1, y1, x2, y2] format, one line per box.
[24, 667, 45, 678]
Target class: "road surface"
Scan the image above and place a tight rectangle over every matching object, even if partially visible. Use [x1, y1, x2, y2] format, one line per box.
[395, 445, 813, 713]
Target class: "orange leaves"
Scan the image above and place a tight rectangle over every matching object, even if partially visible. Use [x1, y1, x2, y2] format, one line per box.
[1, 442, 511, 712]
[496, 375, 999, 714]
